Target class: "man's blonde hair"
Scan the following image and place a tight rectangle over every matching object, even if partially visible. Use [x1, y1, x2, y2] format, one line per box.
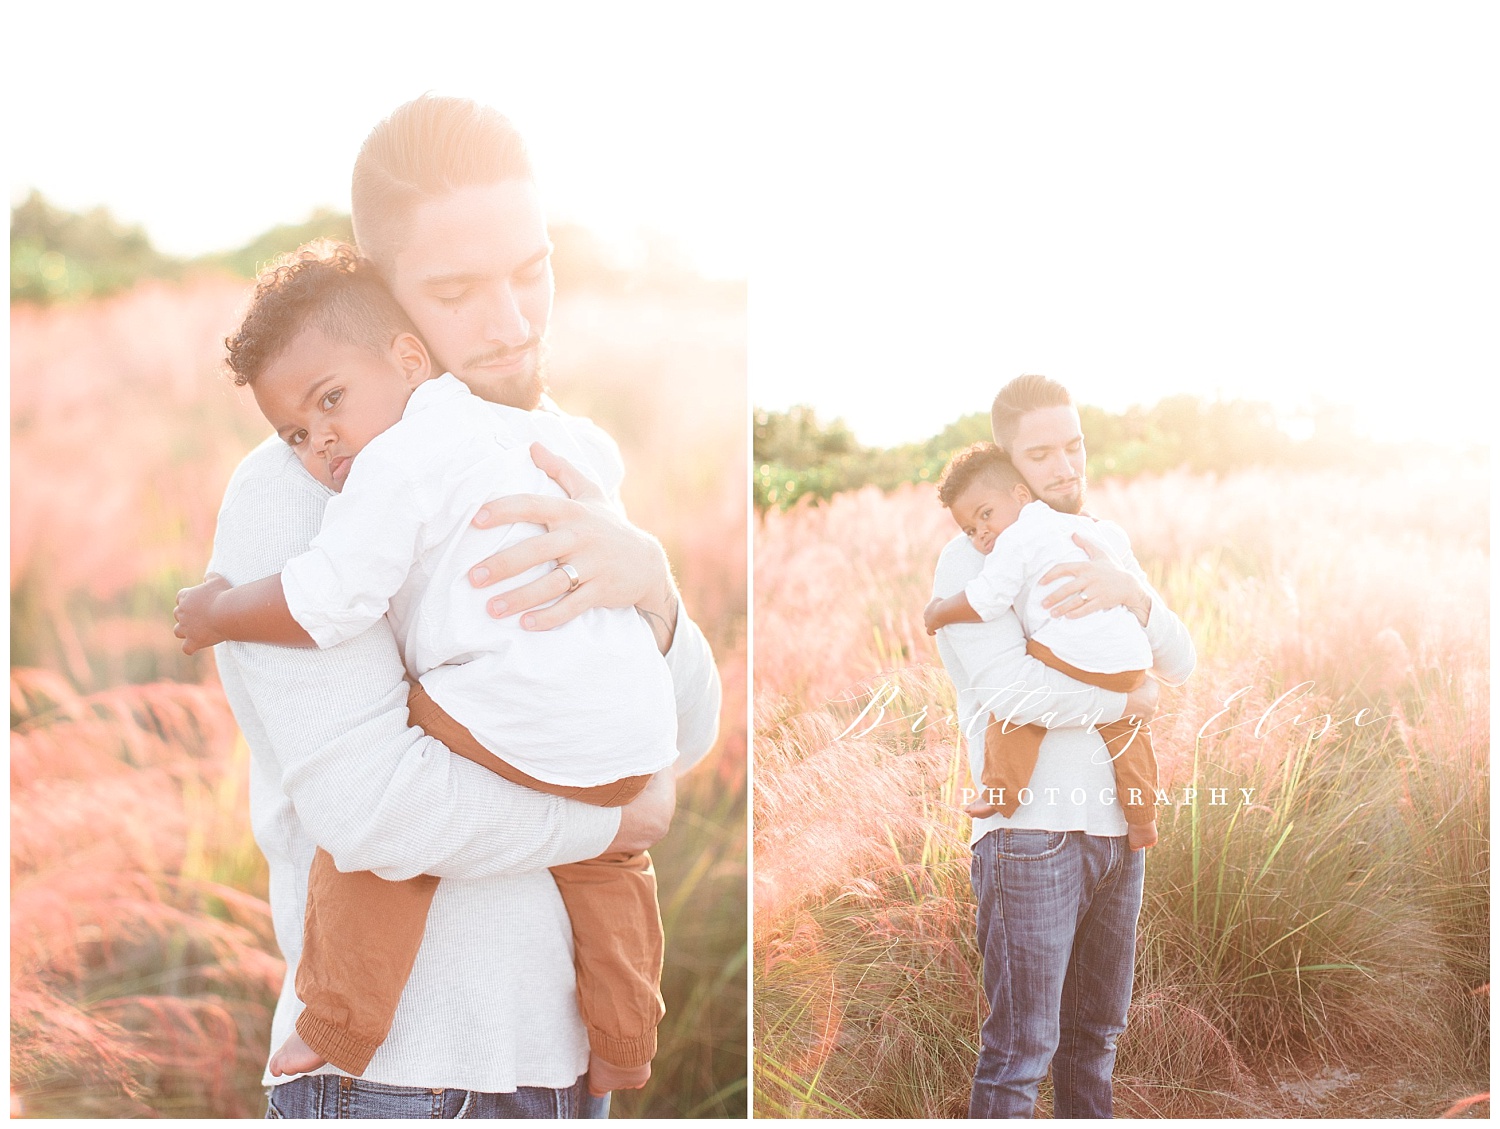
[990, 374, 1072, 453]
[352, 94, 534, 268]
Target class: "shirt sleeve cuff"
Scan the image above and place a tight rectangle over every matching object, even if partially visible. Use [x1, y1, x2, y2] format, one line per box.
[280, 559, 374, 650]
[553, 799, 622, 866]
[1094, 688, 1129, 726]
[963, 577, 1001, 620]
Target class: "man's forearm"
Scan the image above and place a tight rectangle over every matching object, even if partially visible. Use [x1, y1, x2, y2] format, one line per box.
[212, 453, 618, 883]
[235, 637, 621, 881]
[637, 575, 680, 655]
[1140, 583, 1197, 685]
[661, 605, 721, 774]
[945, 619, 1127, 731]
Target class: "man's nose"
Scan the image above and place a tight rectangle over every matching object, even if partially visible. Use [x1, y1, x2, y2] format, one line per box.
[481, 284, 531, 348]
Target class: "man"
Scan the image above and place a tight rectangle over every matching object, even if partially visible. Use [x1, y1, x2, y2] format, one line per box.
[208, 96, 722, 1119]
[929, 374, 1194, 1118]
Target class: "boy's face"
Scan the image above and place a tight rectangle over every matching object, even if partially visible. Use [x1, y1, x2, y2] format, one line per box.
[384, 179, 554, 411]
[948, 475, 1032, 555]
[253, 326, 430, 491]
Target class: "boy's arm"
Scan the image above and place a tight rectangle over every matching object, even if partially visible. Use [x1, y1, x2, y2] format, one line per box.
[962, 523, 1031, 620]
[279, 434, 434, 650]
[933, 535, 1129, 730]
[924, 590, 982, 635]
[211, 446, 619, 881]
[174, 573, 313, 653]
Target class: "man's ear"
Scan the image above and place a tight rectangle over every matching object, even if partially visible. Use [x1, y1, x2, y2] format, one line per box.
[391, 332, 432, 388]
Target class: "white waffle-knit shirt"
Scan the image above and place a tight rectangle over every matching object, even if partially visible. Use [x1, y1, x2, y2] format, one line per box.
[209, 407, 721, 1092]
[933, 523, 1195, 844]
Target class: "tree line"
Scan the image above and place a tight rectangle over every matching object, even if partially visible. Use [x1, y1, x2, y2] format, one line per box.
[754, 397, 1403, 510]
[11, 191, 735, 305]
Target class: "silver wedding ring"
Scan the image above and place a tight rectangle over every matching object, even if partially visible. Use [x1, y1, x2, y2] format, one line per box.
[557, 563, 581, 594]
[1079, 591, 1091, 603]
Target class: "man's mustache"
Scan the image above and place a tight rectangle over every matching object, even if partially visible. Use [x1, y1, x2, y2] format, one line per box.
[466, 338, 540, 367]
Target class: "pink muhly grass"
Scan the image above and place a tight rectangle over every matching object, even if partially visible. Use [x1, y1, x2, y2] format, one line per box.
[11, 672, 280, 1117]
[754, 467, 1488, 1117]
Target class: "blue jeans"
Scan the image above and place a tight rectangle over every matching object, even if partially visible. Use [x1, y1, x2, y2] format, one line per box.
[264, 1073, 611, 1119]
[968, 829, 1144, 1119]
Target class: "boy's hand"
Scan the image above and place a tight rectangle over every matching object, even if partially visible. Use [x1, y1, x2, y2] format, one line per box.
[1127, 820, 1159, 851]
[467, 443, 678, 650]
[173, 573, 232, 655]
[923, 598, 944, 636]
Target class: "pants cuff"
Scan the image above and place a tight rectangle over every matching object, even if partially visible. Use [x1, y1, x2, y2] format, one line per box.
[588, 1027, 658, 1069]
[295, 1009, 380, 1077]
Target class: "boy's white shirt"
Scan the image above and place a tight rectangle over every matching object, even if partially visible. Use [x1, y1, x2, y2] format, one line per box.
[932, 520, 1196, 844]
[963, 500, 1154, 675]
[208, 387, 721, 1091]
[280, 373, 677, 786]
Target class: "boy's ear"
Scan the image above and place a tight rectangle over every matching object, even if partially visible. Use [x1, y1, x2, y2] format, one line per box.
[1013, 482, 1034, 504]
[391, 332, 432, 388]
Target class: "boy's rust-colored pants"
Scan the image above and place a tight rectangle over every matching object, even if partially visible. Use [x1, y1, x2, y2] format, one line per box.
[294, 683, 664, 1076]
[981, 639, 1158, 825]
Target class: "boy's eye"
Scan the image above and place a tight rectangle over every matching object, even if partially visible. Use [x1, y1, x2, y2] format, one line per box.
[286, 429, 308, 447]
[320, 388, 343, 411]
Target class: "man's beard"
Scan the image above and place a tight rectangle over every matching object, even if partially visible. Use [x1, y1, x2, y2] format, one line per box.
[460, 339, 548, 410]
[1043, 477, 1087, 515]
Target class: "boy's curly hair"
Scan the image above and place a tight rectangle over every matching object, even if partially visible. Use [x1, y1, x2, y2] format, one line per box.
[935, 441, 1027, 508]
[224, 239, 418, 386]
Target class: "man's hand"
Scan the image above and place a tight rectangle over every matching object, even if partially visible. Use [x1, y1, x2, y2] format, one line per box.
[467, 443, 679, 650]
[606, 768, 676, 854]
[1122, 674, 1159, 724]
[923, 598, 944, 636]
[1040, 532, 1152, 626]
[173, 573, 232, 655]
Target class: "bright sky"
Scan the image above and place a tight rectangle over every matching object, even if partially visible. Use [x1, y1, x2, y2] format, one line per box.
[7, 3, 750, 278]
[9, 4, 1496, 447]
[751, 5, 1497, 447]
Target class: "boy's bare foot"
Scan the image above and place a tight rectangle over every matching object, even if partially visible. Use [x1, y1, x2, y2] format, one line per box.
[587, 1054, 650, 1097]
[1127, 820, 1158, 851]
[269, 1031, 328, 1077]
[964, 799, 1002, 819]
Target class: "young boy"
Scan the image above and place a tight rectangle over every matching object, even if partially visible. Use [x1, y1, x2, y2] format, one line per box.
[922, 442, 1159, 850]
[173, 241, 675, 1092]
